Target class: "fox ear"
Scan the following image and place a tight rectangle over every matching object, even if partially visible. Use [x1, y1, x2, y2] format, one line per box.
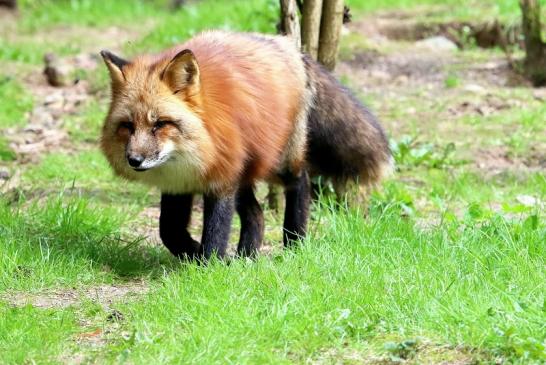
[161, 49, 200, 94]
[100, 50, 128, 85]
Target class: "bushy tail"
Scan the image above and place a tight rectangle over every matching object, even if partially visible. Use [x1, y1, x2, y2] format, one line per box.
[303, 55, 393, 189]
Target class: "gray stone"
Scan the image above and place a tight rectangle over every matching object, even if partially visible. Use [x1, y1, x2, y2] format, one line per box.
[43, 53, 73, 87]
[415, 36, 458, 52]
[0, 168, 9, 180]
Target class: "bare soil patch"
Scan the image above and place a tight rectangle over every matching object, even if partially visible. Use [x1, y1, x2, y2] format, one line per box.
[4, 78, 91, 163]
[358, 9, 521, 49]
[474, 146, 545, 175]
[338, 11, 544, 177]
[311, 340, 480, 364]
[0, 22, 149, 56]
[1, 281, 149, 309]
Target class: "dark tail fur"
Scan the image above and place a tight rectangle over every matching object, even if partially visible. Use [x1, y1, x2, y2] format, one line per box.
[303, 55, 393, 188]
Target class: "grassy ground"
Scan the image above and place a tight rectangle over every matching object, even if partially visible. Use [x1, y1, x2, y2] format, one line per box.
[0, 0, 545, 364]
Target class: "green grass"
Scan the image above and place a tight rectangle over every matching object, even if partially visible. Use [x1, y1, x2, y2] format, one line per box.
[0, 197, 113, 290]
[0, 136, 16, 162]
[0, 304, 79, 364]
[0, 39, 43, 64]
[19, 150, 155, 207]
[107, 204, 545, 364]
[444, 73, 460, 89]
[1, 0, 171, 64]
[0, 195, 171, 292]
[348, 0, 546, 22]
[0, 77, 33, 128]
[63, 100, 107, 143]
[130, 0, 279, 54]
[459, 98, 546, 157]
[1, 0, 545, 363]
[17, 0, 169, 30]
[0, 194, 544, 363]
[5, 0, 539, 65]
[0, 37, 85, 64]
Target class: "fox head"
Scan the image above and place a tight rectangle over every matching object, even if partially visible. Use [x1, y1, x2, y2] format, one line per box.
[100, 49, 214, 193]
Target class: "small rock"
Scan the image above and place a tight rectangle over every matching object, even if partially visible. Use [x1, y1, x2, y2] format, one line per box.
[482, 61, 502, 70]
[23, 124, 45, 133]
[0, 0, 17, 9]
[533, 88, 546, 101]
[415, 36, 458, 52]
[368, 69, 390, 80]
[43, 91, 65, 108]
[28, 107, 55, 128]
[43, 53, 73, 87]
[463, 84, 486, 94]
[0, 168, 9, 180]
[516, 195, 540, 207]
[476, 105, 491, 116]
[394, 74, 409, 84]
[63, 92, 87, 105]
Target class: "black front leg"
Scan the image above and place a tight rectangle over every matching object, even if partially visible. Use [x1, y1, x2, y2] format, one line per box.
[235, 185, 264, 257]
[159, 193, 200, 259]
[283, 170, 311, 247]
[200, 194, 235, 260]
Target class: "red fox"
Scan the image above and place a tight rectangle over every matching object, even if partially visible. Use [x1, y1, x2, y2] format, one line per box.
[100, 31, 392, 259]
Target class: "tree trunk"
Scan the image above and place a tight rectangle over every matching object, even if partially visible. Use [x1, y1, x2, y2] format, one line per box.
[520, 0, 546, 86]
[0, 0, 17, 9]
[279, 0, 301, 49]
[301, 0, 323, 60]
[171, 0, 185, 9]
[318, 0, 345, 70]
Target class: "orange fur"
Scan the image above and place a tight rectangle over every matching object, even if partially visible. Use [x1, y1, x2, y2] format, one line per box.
[101, 31, 308, 195]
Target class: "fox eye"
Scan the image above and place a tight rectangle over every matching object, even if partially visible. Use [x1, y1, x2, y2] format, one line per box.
[152, 120, 171, 133]
[118, 121, 134, 133]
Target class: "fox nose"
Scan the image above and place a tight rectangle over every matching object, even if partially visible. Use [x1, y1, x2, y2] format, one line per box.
[127, 154, 144, 168]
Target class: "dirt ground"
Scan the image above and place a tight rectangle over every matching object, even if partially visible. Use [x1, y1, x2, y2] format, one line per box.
[339, 12, 544, 170]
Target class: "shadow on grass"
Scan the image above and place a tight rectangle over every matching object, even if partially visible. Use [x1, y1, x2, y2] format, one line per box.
[0, 192, 178, 286]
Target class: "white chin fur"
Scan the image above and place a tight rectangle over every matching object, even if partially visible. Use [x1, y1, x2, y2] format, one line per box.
[124, 142, 205, 194]
[137, 141, 175, 170]
[138, 154, 170, 170]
